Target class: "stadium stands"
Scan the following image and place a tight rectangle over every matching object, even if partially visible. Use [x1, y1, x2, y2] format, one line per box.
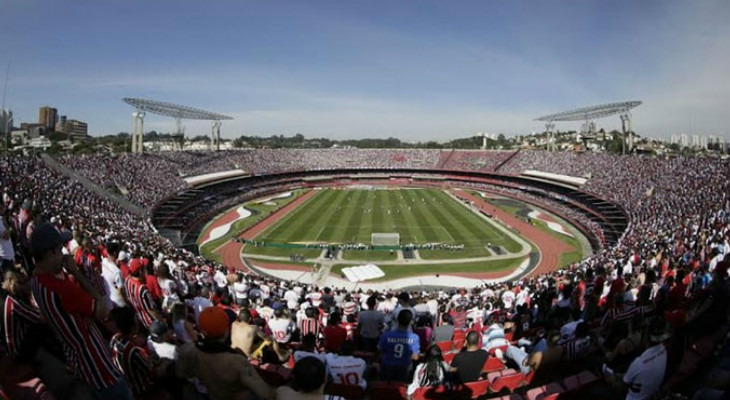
[1, 149, 729, 400]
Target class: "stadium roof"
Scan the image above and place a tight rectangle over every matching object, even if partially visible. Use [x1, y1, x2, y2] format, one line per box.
[535, 101, 642, 122]
[122, 98, 233, 120]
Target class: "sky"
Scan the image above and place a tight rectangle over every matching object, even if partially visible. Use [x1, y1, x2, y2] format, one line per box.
[1, 0, 729, 141]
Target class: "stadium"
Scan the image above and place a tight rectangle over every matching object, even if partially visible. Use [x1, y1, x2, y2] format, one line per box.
[2, 1, 730, 399]
[2, 144, 729, 400]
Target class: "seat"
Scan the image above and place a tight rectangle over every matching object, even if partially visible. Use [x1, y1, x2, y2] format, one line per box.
[325, 383, 365, 399]
[525, 383, 563, 400]
[370, 381, 408, 400]
[453, 330, 467, 341]
[453, 338, 466, 350]
[462, 380, 490, 399]
[489, 370, 526, 394]
[561, 371, 599, 391]
[504, 331, 515, 342]
[436, 341, 453, 353]
[442, 351, 458, 364]
[412, 385, 451, 400]
[482, 357, 505, 373]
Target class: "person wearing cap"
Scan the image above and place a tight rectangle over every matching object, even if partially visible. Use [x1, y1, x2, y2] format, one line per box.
[176, 306, 274, 400]
[30, 222, 134, 399]
[124, 257, 163, 331]
[147, 320, 177, 361]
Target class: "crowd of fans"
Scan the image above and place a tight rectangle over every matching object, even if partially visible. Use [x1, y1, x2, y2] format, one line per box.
[0, 150, 729, 400]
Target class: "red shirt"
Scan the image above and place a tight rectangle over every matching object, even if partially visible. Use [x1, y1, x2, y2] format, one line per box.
[145, 275, 162, 300]
[323, 325, 347, 353]
[31, 272, 122, 389]
[124, 277, 160, 330]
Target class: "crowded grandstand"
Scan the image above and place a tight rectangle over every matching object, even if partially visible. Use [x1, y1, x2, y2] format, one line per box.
[1, 149, 729, 400]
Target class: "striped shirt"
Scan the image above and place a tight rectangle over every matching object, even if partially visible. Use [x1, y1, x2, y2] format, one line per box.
[110, 333, 153, 395]
[299, 317, 320, 338]
[31, 273, 122, 390]
[124, 277, 160, 330]
[2, 295, 42, 359]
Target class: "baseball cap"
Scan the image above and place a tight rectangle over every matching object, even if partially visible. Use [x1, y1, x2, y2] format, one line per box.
[149, 320, 168, 341]
[198, 307, 230, 339]
[31, 223, 72, 260]
[129, 258, 144, 274]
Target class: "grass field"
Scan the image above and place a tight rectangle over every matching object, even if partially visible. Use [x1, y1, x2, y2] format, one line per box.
[242, 187, 521, 260]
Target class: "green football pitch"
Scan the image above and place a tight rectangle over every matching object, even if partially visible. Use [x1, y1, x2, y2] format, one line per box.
[242, 188, 521, 260]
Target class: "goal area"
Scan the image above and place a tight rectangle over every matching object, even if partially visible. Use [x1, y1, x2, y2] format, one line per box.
[371, 232, 400, 246]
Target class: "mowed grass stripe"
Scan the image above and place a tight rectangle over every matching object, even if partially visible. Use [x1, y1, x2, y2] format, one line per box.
[256, 189, 328, 240]
[406, 189, 445, 243]
[274, 189, 336, 241]
[320, 190, 363, 242]
[419, 190, 467, 244]
[434, 190, 520, 252]
[372, 190, 385, 235]
[432, 190, 490, 245]
[386, 190, 415, 243]
[310, 190, 349, 241]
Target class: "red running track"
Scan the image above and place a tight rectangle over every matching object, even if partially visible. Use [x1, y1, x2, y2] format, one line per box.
[216, 189, 317, 271]
[453, 190, 573, 276]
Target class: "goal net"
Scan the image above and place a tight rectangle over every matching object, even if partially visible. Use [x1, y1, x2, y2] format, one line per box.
[371, 232, 400, 246]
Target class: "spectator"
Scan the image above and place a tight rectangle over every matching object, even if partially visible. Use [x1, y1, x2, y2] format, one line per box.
[323, 312, 347, 353]
[124, 258, 163, 331]
[451, 331, 489, 383]
[407, 345, 451, 396]
[379, 309, 420, 382]
[231, 308, 263, 357]
[357, 295, 384, 351]
[30, 223, 133, 399]
[277, 356, 344, 400]
[325, 340, 367, 388]
[433, 313, 455, 342]
[177, 306, 273, 400]
[0, 201, 15, 274]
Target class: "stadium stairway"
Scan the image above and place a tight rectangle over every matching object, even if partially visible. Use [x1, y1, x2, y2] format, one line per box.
[492, 148, 521, 173]
[41, 154, 146, 216]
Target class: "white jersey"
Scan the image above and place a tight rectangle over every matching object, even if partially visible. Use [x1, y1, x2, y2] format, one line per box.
[325, 353, 367, 389]
[624, 344, 667, 400]
[307, 292, 322, 307]
[284, 290, 300, 309]
[268, 318, 295, 343]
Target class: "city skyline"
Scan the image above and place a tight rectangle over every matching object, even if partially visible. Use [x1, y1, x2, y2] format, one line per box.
[1, 0, 729, 140]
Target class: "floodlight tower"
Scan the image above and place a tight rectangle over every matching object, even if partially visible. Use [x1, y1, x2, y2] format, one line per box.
[544, 121, 555, 151]
[535, 101, 642, 153]
[131, 111, 145, 153]
[211, 121, 222, 151]
[123, 98, 232, 153]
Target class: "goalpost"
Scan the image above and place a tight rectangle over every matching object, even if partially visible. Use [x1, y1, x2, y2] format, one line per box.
[371, 232, 400, 246]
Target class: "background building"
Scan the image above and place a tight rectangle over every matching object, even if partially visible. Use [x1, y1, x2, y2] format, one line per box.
[64, 119, 88, 140]
[38, 106, 58, 131]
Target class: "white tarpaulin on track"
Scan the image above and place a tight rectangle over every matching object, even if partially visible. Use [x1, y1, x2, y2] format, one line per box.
[341, 264, 385, 283]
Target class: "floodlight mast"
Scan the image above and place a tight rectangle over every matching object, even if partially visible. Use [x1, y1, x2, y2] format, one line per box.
[122, 98, 232, 153]
[535, 101, 641, 153]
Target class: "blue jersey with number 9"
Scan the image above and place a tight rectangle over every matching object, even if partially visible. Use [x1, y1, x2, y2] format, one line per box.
[379, 330, 420, 367]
